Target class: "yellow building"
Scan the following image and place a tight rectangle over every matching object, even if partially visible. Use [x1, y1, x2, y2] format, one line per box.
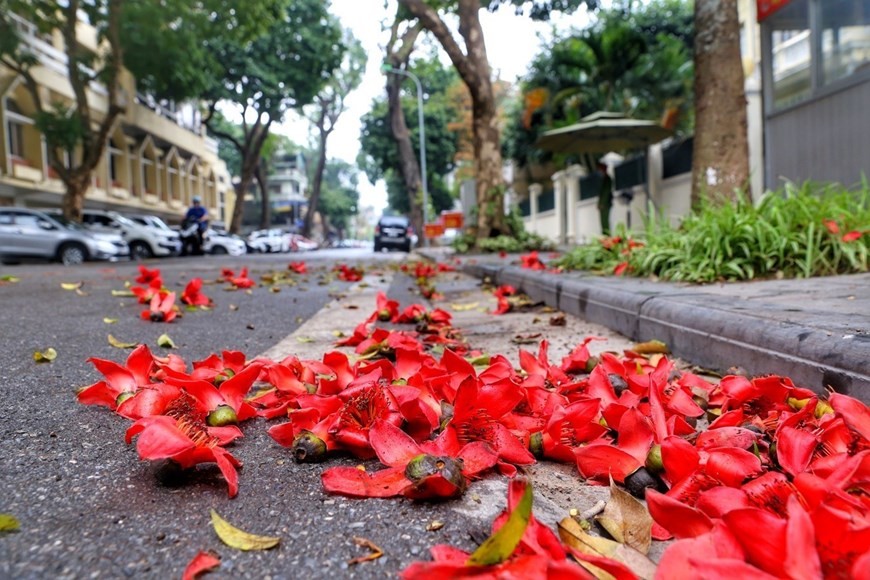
[0, 13, 235, 224]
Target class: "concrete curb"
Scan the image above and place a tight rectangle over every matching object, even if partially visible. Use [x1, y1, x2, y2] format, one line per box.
[426, 251, 870, 400]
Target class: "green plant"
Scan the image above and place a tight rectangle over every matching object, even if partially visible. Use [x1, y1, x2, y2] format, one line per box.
[452, 207, 555, 254]
[557, 182, 870, 283]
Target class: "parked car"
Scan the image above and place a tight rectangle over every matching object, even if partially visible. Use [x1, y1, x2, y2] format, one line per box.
[204, 227, 247, 256]
[288, 233, 318, 252]
[247, 229, 288, 253]
[0, 208, 124, 265]
[374, 215, 413, 252]
[80, 210, 181, 259]
[50, 214, 129, 260]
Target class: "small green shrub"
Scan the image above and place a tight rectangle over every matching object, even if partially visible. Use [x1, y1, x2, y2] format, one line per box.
[557, 181, 870, 283]
[452, 207, 555, 254]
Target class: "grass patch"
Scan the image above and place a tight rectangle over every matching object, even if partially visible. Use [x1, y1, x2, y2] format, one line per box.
[557, 181, 870, 283]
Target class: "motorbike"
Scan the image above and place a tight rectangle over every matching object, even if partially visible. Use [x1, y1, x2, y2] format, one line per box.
[179, 218, 206, 256]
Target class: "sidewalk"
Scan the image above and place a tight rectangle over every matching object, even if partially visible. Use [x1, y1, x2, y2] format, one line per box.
[418, 247, 870, 401]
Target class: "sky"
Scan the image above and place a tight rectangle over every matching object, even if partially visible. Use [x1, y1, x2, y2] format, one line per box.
[271, 0, 595, 213]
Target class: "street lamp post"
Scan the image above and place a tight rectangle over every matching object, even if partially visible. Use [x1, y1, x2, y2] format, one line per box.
[381, 64, 429, 247]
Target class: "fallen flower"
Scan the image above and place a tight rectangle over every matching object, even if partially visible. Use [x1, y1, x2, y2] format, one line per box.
[181, 278, 212, 307]
[181, 551, 220, 580]
[288, 261, 308, 274]
[141, 291, 178, 323]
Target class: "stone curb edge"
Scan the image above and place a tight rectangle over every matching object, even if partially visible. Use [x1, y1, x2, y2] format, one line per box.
[440, 257, 869, 400]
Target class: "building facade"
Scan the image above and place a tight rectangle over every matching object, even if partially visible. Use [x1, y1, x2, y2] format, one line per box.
[0, 13, 235, 224]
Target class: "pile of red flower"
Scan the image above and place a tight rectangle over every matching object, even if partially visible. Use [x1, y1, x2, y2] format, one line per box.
[76, 277, 870, 577]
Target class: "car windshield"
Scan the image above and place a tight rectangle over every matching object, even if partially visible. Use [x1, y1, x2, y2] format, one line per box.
[146, 216, 172, 231]
[50, 214, 86, 231]
[380, 217, 408, 227]
[111, 214, 136, 227]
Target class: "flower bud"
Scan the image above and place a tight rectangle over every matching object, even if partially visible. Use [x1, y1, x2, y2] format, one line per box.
[115, 391, 134, 407]
[292, 430, 327, 463]
[645, 444, 663, 473]
[529, 432, 544, 458]
[149, 311, 165, 322]
[585, 356, 600, 373]
[206, 404, 238, 427]
[608, 374, 628, 395]
[378, 309, 392, 322]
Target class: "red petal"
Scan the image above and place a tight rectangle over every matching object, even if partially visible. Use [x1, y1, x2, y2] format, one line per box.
[661, 436, 700, 485]
[77, 381, 117, 408]
[656, 523, 746, 580]
[695, 486, 751, 519]
[125, 344, 155, 385]
[490, 424, 535, 465]
[684, 558, 778, 580]
[616, 407, 654, 463]
[369, 420, 422, 467]
[646, 488, 713, 538]
[218, 362, 262, 411]
[696, 427, 757, 450]
[457, 442, 499, 476]
[830, 393, 870, 442]
[127, 416, 194, 459]
[212, 446, 240, 498]
[182, 550, 220, 580]
[784, 495, 821, 580]
[723, 508, 787, 576]
[321, 466, 409, 498]
[574, 444, 641, 483]
[705, 447, 762, 487]
[776, 426, 818, 477]
[87, 357, 137, 393]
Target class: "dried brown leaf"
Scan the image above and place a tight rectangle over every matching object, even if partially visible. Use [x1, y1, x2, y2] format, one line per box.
[558, 517, 656, 580]
[595, 478, 653, 554]
[348, 536, 383, 565]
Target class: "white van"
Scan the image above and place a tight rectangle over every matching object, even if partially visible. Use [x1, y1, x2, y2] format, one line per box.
[80, 210, 181, 259]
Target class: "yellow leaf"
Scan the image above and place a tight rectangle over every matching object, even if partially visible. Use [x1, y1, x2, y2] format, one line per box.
[595, 478, 653, 554]
[450, 302, 479, 311]
[467, 480, 533, 566]
[332, 330, 346, 338]
[1, 275, 20, 283]
[33, 347, 57, 363]
[61, 282, 82, 291]
[0, 513, 20, 532]
[111, 289, 135, 297]
[558, 517, 656, 580]
[108, 334, 138, 349]
[631, 340, 669, 355]
[296, 336, 314, 344]
[103, 317, 118, 324]
[210, 509, 280, 551]
[157, 333, 176, 349]
[75, 288, 89, 296]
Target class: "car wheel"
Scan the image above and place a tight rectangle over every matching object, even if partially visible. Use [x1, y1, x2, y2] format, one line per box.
[130, 241, 153, 260]
[373, 243, 381, 253]
[211, 245, 228, 255]
[402, 242, 412, 253]
[58, 243, 87, 266]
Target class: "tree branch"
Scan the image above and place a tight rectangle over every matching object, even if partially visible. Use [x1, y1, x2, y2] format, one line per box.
[398, 0, 477, 84]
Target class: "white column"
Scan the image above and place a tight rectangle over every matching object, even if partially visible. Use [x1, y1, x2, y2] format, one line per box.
[528, 183, 542, 233]
[564, 165, 586, 245]
[550, 170, 564, 242]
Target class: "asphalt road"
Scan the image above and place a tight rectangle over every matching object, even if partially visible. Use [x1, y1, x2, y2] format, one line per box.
[0, 249, 503, 579]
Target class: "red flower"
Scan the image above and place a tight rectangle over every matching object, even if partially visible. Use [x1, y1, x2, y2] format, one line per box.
[491, 295, 511, 315]
[823, 219, 840, 234]
[493, 284, 516, 297]
[229, 268, 255, 289]
[78, 344, 156, 411]
[520, 251, 546, 270]
[446, 375, 534, 467]
[371, 291, 399, 322]
[335, 264, 364, 282]
[181, 278, 211, 307]
[182, 551, 220, 580]
[125, 404, 243, 497]
[613, 261, 629, 276]
[288, 261, 307, 274]
[141, 291, 178, 322]
[131, 278, 163, 304]
[321, 420, 497, 499]
[220, 268, 235, 281]
[560, 337, 604, 374]
[135, 265, 162, 285]
[843, 230, 864, 243]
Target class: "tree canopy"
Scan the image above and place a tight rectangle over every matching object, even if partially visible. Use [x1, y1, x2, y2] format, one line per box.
[358, 54, 460, 216]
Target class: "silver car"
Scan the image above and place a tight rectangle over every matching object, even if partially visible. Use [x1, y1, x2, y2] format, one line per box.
[0, 208, 123, 265]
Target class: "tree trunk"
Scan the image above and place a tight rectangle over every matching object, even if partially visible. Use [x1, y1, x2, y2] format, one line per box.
[60, 172, 90, 222]
[303, 129, 328, 238]
[397, 0, 511, 243]
[387, 76, 424, 237]
[255, 161, 271, 229]
[691, 0, 750, 207]
[225, 120, 271, 234]
[230, 156, 257, 234]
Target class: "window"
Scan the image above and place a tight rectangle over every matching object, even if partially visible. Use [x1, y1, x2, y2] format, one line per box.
[770, 0, 811, 109]
[0, 212, 13, 225]
[7, 121, 25, 158]
[821, 0, 870, 85]
[13, 212, 42, 228]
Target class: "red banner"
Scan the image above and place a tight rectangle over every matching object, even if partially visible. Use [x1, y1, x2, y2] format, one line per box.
[757, 0, 793, 21]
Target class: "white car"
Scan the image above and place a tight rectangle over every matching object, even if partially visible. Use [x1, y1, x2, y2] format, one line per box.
[80, 210, 181, 259]
[204, 228, 247, 256]
[288, 233, 318, 252]
[247, 229, 288, 253]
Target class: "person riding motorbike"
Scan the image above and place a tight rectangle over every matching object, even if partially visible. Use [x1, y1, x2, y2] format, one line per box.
[181, 196, 208, 256]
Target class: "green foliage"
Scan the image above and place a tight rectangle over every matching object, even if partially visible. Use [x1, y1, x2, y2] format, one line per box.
[358, 55, 460, 215]
[452, 208, 555, 254]
[557, 182, 870, 283]
[503, 0, 694, 169]
[317, 159, 360, 234]
[34, 104, 84, 154]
